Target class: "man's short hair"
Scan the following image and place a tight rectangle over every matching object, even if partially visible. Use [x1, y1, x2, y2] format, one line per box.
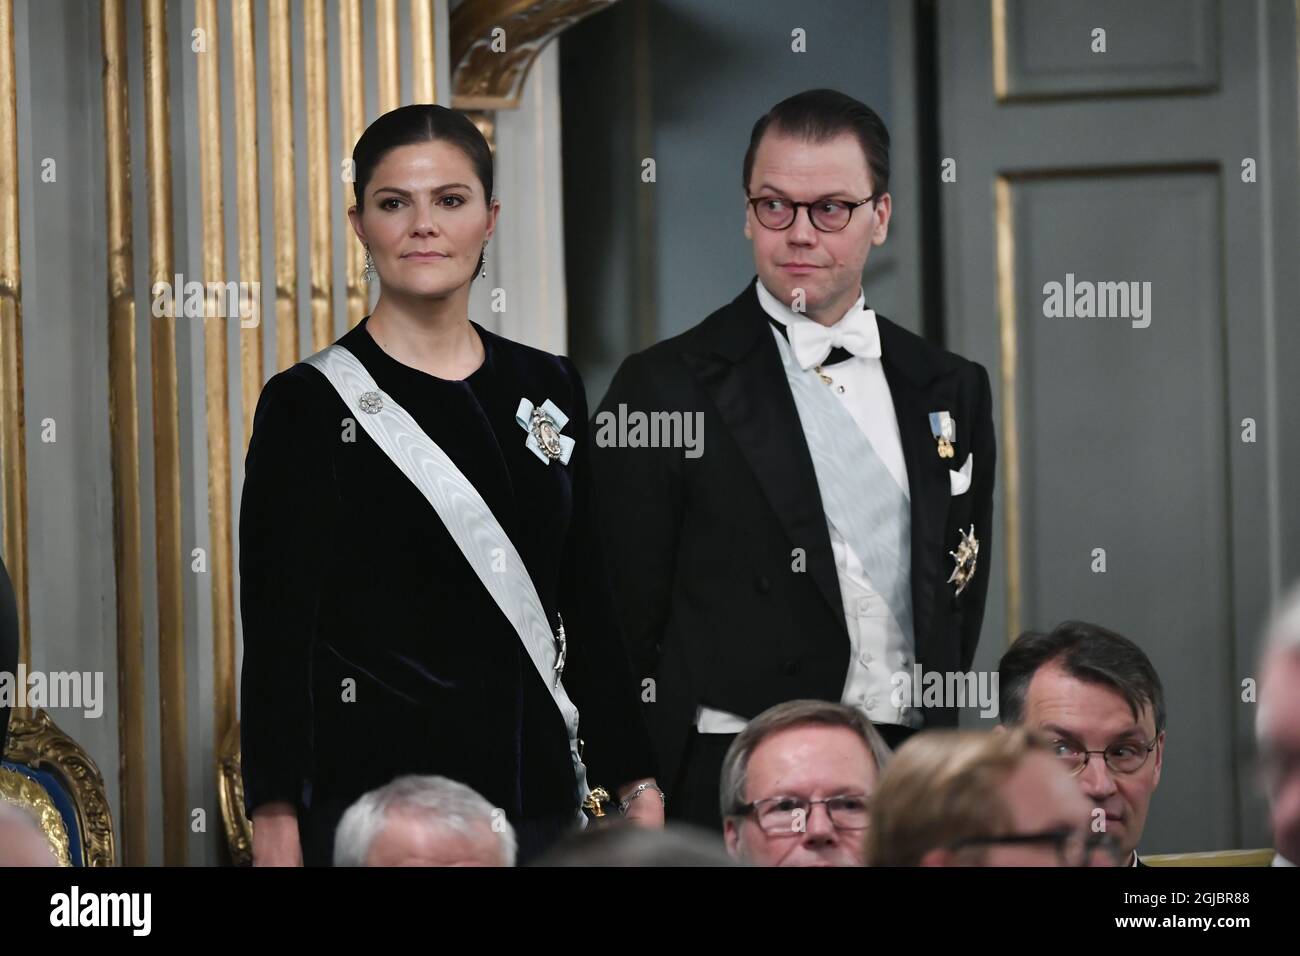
[719, 699, 892, 820]
[742, 88, 891, 196]
[998, 621, 1166, 734]
[333, 774, 515, 866]
[865, 727, 1049, 866]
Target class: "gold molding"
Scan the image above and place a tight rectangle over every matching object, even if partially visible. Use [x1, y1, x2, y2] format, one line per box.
[451, 0, 617, 111]
[195, 0, 235, 817]
[105, 0, 148, 865]
[268, 0, 299, 370]
[1144, 848, 1276, 867]
[0, 0, 28, 678]
[340, 0, 366, 330]
[462, 109, 497, 153]
[411, 0, 437, 104]
[993, 177, 1022, 645]
[991, 0, 1008, 101]
[216, 721, 252, 866]
[5, 710, 117, 866]
[376, 0, 401, 115]
[146, 0, 188, 867]
[305, 0, 334, 351]
[233, 0, 264, 447]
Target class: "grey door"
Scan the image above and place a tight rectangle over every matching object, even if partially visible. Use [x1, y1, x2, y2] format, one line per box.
[938, 0, 1300, 853]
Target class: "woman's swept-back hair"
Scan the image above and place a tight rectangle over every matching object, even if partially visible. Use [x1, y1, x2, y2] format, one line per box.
[352, 104, 493, 209]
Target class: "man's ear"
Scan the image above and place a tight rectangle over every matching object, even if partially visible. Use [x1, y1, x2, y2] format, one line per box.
[870, 192, 891, 246]
[1152, 730, 1166, 787]
[723, 817, 743, 859]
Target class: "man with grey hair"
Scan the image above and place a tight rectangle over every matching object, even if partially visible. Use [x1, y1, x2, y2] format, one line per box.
[720, 699, 890, 866]
[1257, 583, 1300, 867]
[333, 774, 516, 867]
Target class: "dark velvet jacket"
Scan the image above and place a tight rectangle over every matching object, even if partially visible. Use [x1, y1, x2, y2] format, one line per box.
[239, 317, 655, 854]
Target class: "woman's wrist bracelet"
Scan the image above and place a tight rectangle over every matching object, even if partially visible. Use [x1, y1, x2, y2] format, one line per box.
[618, 782, 666, 814]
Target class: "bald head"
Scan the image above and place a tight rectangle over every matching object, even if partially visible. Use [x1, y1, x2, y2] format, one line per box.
[0, 803, 58, 866]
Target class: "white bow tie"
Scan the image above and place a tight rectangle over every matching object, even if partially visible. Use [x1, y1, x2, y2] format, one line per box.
[788, 308, 881, 370]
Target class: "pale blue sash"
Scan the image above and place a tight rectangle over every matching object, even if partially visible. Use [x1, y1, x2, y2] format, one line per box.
[304, 344, 590, 812]
[770, 328, 915, 645]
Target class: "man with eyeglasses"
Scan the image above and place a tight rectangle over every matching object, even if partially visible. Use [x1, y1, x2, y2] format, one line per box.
[866, 727, 1117, 866]
[721, 700, 891, 866]
[997, 621, 1166, 867]
[592, 88, 996, 834]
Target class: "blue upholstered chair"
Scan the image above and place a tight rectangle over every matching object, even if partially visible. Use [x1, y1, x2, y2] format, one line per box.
[1, 709, 115, 866]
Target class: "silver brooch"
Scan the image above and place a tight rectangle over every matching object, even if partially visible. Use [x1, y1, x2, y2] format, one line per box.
[514, 398, 575, 465]
[531, 407, 563, 459]
[358, 390, 384, 414]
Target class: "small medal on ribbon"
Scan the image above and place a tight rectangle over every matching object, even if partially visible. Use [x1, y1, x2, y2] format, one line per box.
[929, 410, 956, 459]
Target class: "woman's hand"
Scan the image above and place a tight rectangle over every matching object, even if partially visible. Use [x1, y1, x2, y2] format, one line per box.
[251, 802, 304, 866]
[616, 778, 666, 828]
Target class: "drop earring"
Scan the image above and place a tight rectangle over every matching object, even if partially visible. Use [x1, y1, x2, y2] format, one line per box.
[479, 245, 488, 279]
[361, 245, 377, 283]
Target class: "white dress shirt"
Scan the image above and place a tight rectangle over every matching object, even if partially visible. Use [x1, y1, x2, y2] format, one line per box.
[694, 280, 921, 734]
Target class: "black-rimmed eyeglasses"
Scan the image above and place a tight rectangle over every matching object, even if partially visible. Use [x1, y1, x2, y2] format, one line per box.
[732, 794, 871, 834]
[747, 193, 882, 233]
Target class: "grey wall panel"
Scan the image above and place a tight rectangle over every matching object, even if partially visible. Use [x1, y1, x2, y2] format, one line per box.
[941, 0, 1298, 853]
[1012, 169, 1233, 853]
[1001, 0, 1218, 100]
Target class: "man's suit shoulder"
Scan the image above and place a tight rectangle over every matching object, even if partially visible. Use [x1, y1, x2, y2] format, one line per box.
[874, 313, 989, 388]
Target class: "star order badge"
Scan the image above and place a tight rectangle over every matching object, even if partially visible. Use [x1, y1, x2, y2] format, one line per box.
[552, 612, 567, 689]
[947, 524, 979, 596]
